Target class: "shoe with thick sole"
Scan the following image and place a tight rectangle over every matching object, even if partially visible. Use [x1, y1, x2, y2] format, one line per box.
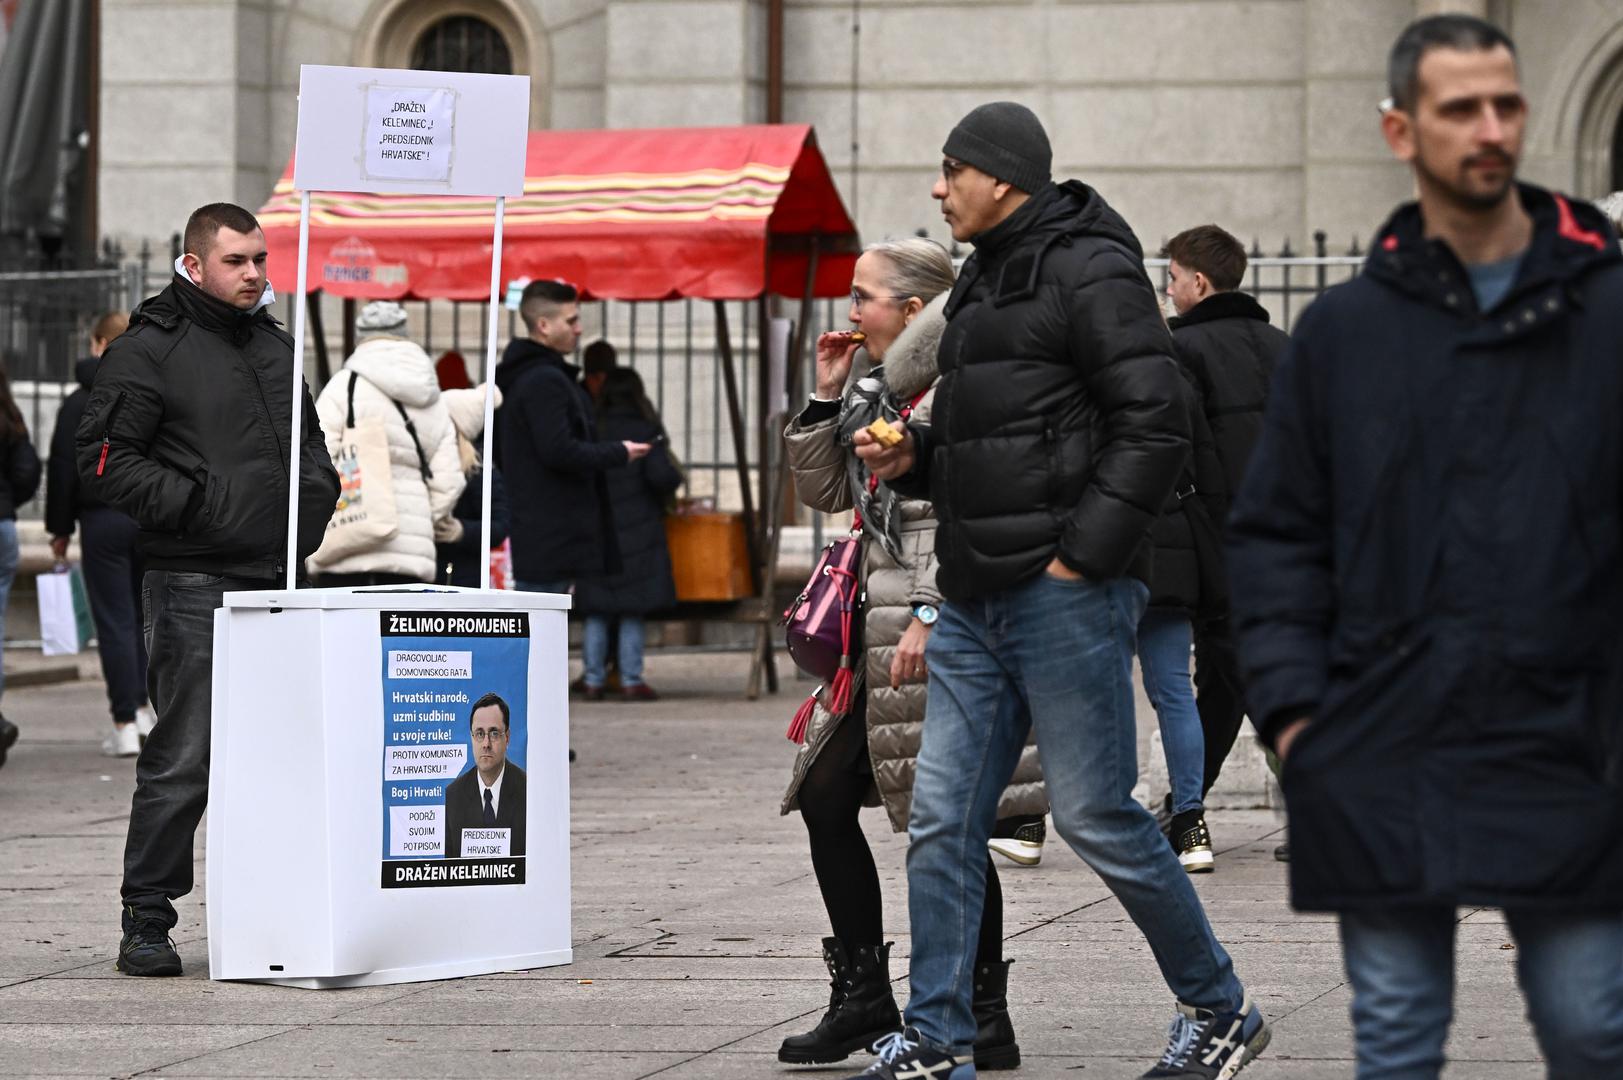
[102, 724, 141, 758]
[0, 715, 18, 769]
[1170, 810, 1215, 874]
[779, 939, 901, 1065]
[135, 705, 158, 745]
[1141, 995, 1269, 1079]
[988, 819, 1046, 867]
[117, 920, 182, 977]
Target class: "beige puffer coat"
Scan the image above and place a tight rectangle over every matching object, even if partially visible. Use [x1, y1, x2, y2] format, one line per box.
[309, 337, 466, 581]
[780, 295, 1047, 832]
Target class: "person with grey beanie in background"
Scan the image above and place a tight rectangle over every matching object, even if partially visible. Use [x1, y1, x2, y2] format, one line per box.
[843, 102, 1268, 1080]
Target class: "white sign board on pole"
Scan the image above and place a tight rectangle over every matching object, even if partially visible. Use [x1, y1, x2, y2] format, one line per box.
[294, 65, 529, 197]
[283, 65, 529, 591]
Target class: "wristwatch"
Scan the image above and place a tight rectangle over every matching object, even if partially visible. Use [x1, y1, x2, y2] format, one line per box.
[911, 603, 939, 626]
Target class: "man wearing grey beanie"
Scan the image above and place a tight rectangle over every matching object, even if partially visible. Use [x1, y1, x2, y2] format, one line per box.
[847, 103, 1269, 1079]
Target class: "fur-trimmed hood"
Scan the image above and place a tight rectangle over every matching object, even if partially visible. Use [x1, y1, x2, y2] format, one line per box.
[872, 293, 947, 399]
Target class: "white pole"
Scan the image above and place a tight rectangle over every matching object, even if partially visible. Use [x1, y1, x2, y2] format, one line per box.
[480, 195, 506, 591]
[285, 189, 312, 592]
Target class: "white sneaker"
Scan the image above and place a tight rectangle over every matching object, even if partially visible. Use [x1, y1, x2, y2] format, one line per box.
[988, 819, 1047, 866]
[102, 724, 141, 758]
[135, 706, 158, 744]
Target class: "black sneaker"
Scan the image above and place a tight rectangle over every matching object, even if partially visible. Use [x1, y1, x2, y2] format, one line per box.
[1141, 995, 1269, 1079]
[988, 816, 1046, 867]
[1170, 810, 1214, 874]
[839, 1027, 976, 1079]
[117, 915, 182, 976]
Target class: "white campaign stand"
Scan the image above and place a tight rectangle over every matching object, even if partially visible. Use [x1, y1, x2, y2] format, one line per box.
[204, 67, 538, 987]
[207, 586, 571, 987]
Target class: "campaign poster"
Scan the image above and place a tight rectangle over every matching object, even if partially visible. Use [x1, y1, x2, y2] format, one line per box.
[379, 611, 530, 888]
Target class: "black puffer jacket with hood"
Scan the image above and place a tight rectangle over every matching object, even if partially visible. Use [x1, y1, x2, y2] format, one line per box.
[75, 275, 339, 580]
[895, 181, 1190, 601]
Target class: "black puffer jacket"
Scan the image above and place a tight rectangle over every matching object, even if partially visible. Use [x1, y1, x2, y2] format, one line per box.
[898, 181, 1189, 600]
[0, 424, 40, 522]
[493, 339, 628, 583]
[1169, 290, 1290, 498]
[436, 468, 509, 588]
[1145, 371, 1225, 616]
[1229, 185, 1623, 911]
[573, 409, 682, 615]
[75, 276, 339, 579]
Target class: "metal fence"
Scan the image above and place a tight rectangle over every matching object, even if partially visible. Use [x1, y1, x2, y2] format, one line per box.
[4, 234, 1366, 527]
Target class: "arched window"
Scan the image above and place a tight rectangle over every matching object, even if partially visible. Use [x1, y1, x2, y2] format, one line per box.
[410, 15, 513, 75]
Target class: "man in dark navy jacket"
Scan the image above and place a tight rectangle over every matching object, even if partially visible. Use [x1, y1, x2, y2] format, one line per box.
[1229, 15, 1623, 1078]
[493, 280, 648, 594]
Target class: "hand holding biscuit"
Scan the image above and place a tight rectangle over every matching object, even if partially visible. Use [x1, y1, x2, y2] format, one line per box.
[853, 419, 915, 481]
[814, 330, 865, 398]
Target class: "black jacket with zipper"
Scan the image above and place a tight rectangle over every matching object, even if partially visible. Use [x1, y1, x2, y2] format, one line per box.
[1228, 184, 1623, 911]
[75, 275, 340, 580]
[893, 181, 1190, 601]
[46, 357, 109, 538]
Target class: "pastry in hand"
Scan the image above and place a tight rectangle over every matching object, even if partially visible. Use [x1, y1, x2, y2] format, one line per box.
[866, 418, 904, 448]
[848, 331, 866, 343]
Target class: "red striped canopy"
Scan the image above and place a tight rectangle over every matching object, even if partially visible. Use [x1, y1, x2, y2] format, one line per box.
[257, 124, 859, 302]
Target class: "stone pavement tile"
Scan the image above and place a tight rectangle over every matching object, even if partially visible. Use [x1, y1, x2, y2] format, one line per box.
[155, 1025, 708, 1078]
[1274, 982, 1544, 1066]
[0, 977, 424, 1025]
[0, 1022, 286, 1077]
[335, 975, 818, 1028]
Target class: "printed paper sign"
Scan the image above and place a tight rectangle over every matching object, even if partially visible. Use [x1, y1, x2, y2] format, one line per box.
[363, 85, 455, 183]
[379, 611, 531, 888]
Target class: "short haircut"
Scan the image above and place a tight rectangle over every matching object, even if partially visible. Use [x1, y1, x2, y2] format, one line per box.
[582, 339, 618, 375]
[91, 311, 129, 344]
[1387, 14, 1516, 112]
[519, 279, 577, 333]
[183, 202, 261, 260]
[470, 691, 510, 731]
[1161, 225, 1248, 292]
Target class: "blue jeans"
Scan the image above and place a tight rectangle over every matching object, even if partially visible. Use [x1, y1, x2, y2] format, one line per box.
[1137, 610, 1204, 815]
[1341, 907, 1623, 1079]
[583, 615, 644, 688]
[905, 573, 1243, 1052]
[0, 519, 16, 702]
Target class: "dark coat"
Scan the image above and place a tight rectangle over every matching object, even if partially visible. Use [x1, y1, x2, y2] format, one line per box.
[895, 181, 1189, 601]
[1227, 184, 1623, 912]
[75, 276, 339, 579]
[1169, 291, 1290, 499]
[493, 339, 628, 583]
[573, 408, 682, 615]
[436, 468, 510, 587]
[1145, 371, 1226, 616]
[46, 357, 111, 537]
[0, 418, 40, 523]
[444, 761, 527, 858]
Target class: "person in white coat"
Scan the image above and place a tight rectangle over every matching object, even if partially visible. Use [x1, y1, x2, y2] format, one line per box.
[309, 301, 465, 585]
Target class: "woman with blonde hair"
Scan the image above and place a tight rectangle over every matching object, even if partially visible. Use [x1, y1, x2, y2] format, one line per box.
[778, 237, 1046, 1070]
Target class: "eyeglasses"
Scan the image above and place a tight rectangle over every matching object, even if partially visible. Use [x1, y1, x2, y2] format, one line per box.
[471, 727, 508, 744]
[941, 157, 967, 180]
[850, 289, 909, 311]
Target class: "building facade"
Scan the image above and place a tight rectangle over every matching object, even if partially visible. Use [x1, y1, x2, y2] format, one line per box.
[99, 0, 1623, 266]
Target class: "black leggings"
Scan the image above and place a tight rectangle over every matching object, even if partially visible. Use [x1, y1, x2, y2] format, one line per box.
[798, 703, 1004, 962]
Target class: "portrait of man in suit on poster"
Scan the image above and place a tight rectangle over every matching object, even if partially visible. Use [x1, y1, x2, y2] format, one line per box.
[443, 691, 527, 858]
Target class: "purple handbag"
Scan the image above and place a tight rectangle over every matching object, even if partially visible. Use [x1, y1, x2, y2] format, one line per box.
[782, 534, 862, 740]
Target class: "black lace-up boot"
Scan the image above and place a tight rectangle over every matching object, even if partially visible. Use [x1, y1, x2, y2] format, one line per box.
[973, 958, 1021, 1069]
[778, 937, 902, 1064]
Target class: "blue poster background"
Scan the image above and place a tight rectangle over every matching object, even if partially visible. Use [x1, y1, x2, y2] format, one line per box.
[380, 628, 529, 862]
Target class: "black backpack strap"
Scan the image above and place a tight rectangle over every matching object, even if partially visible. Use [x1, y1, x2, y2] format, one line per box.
[393, 400, 433, 482]
[345, 370, 359, 428]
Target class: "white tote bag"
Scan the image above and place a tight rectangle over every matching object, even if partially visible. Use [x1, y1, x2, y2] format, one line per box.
[38, 565, 93, 656]
[310, 374, 401, 565]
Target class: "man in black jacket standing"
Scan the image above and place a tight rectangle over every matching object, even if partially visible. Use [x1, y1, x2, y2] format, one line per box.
[494, 280, 648, 595]
[849, 103, 1267, 1080]
[1160, 226, 1290, 805]
[1229, 16, 1623, 1078]
[77, 203, 340, 977]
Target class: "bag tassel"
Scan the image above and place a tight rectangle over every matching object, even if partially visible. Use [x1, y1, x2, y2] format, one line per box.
[787, 689, 820, 744]
[829, 658, 855, 717]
